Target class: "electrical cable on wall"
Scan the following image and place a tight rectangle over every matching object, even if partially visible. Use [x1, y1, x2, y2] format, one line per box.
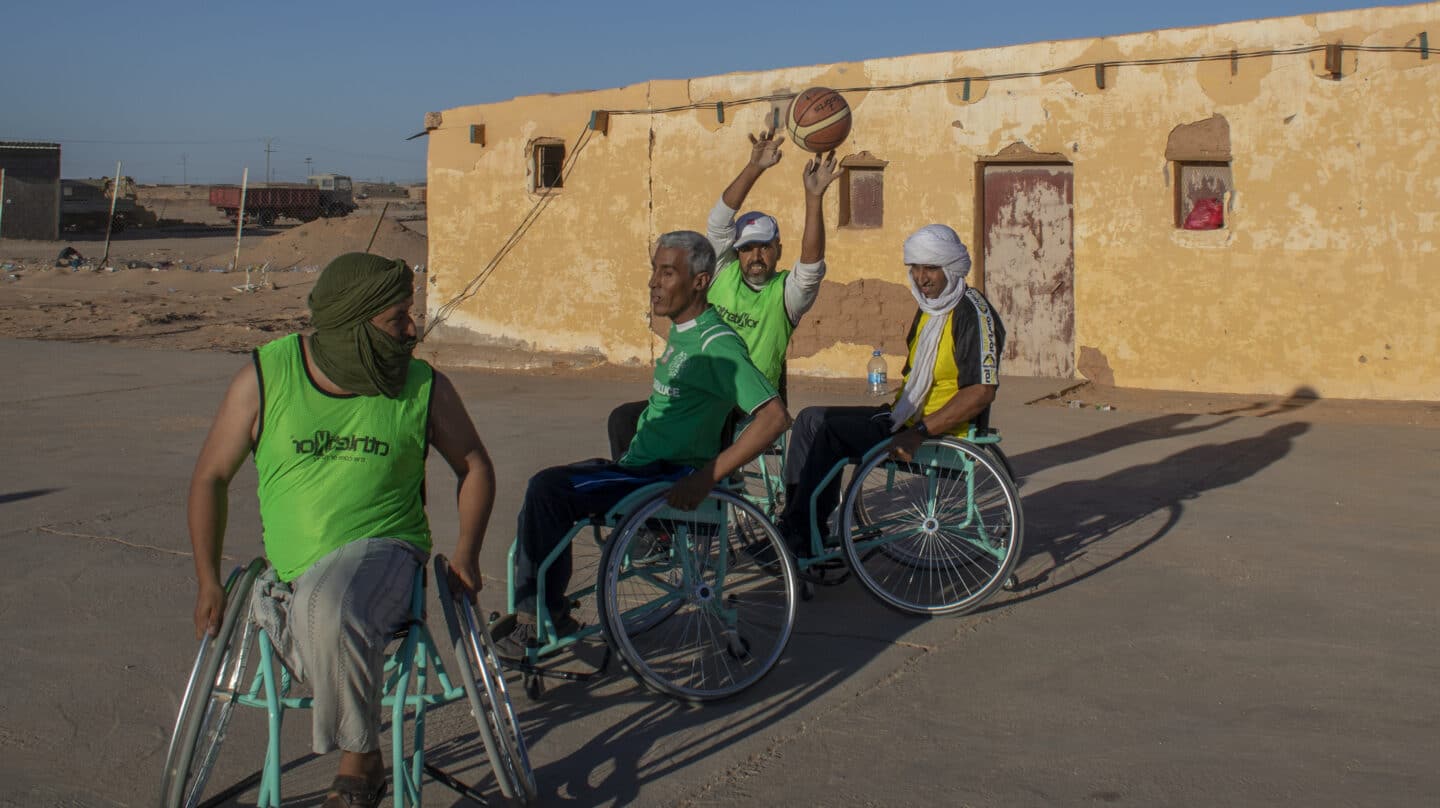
[422, 36, 1432, 338]
[425, 120, 596, 337]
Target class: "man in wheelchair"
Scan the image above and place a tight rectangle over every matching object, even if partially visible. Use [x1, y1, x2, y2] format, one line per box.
[776, 224, 1007, 555]
[495, 230, 792, 659]
[185, 253, 497, 808]
[605, 130, 839, 459]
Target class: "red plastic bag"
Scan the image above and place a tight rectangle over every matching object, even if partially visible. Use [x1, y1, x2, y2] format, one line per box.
[1183, 198, 1224, 230]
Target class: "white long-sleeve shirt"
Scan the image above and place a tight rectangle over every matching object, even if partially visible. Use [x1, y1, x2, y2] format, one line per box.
[706, 198, 826, 326]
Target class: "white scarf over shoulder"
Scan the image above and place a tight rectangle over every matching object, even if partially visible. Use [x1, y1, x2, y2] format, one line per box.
[890, 224, 971, 431]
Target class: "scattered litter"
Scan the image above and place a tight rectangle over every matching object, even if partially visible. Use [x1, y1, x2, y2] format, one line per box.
[1096, 404, 1115, 412]
[1067, 400, 1085, 409]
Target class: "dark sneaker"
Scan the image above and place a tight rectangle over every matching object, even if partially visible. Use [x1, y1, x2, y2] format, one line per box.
[492, 612, 583, 661]
[491, 615, 533, 661]
[544, 612, 582, 641]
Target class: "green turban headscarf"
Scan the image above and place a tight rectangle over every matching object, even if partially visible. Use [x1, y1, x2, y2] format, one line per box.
[307, 252, 417, 398]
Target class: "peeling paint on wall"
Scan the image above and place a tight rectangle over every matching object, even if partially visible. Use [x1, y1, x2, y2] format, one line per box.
[427, 2, 1440, 401]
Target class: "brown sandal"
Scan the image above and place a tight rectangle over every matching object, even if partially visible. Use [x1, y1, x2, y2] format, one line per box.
[322, 774, 387, 808]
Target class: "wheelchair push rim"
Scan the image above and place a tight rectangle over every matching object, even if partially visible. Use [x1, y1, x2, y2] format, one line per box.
[434, 555, 538, 805]
[159, 557, 265, 808]
[841, 437, 1023, 616]
[597, 489, 799, 702]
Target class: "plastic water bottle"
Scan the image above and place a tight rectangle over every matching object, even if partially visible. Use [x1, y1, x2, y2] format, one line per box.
[867, 350, 888, 397]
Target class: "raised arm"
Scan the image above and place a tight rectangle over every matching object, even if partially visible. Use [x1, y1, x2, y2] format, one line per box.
[709, 128, 784, 259]
[187, 364, 260, 638]
[427, 371, 496, 597]
[786, 151, 841, 323]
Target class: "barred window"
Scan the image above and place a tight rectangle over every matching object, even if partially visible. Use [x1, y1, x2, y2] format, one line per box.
[532, 140, 565, 191]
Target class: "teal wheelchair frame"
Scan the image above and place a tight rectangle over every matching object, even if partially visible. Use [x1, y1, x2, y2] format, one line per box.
[161, 554, 537, 808]
[503, 481, 800, 703]
[741, 422, 1023, 616]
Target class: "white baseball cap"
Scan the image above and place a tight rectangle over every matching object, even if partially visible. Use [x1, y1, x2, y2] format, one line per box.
[735, 211, 780, 248]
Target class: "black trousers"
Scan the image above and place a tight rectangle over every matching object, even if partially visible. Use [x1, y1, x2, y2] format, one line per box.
[777, 405, 893, 547]
[512, 459, 685, 617]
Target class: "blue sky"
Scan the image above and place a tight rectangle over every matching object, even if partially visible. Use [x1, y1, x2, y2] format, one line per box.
[0, 0, 1393, 184]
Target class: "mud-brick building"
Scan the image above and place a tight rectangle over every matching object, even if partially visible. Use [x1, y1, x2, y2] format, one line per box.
[0, 142, 61, 241]
[424, 2, 1438, 401]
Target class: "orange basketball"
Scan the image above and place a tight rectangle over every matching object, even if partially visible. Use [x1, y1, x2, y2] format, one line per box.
[787, 87, 852, 153]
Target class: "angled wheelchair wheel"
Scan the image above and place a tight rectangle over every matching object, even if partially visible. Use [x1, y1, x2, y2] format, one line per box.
[597, 489, 798, 702]
[435, 556, 538, 806]
[982, 443, 1019, 486]
[159, 557, 265, 808]
[841, 438, 1023, 616]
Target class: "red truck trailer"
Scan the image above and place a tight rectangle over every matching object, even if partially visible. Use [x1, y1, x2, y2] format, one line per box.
[209, 175, 357, 226]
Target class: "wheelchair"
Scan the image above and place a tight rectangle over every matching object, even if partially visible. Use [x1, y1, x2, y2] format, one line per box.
[503, 482, 800, 703]
[160, 554, 537, 808]
[740, 412, 1024, 617]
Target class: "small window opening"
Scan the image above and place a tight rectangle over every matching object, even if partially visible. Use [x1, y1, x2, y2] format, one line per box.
[1175, 161, 1231, 230]
[533, 141, 565, 191]
[839, 152, 888, 229]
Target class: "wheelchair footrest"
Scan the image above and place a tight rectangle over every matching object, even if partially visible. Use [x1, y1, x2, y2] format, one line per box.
[503, 649, 610, 683]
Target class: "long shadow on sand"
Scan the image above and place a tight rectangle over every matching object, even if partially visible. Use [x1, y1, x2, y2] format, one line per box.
[992, 420, 1310, 609]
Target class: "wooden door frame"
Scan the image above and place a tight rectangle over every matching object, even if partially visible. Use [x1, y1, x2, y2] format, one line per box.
[972, 151, 1072, 296]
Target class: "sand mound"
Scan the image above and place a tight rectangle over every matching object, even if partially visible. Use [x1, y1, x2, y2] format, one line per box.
[204, 215, 427, 271]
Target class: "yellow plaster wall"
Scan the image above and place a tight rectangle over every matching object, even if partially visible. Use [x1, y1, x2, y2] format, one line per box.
[428, 2, 1439, 400]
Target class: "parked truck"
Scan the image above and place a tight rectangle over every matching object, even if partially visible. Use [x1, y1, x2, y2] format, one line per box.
[59, 177, 142, 232]
[208, 173, 357, 227]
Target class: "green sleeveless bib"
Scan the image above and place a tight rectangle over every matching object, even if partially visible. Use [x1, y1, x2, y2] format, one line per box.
[706, 260, 792, 387]
[253, 335, 433, 581]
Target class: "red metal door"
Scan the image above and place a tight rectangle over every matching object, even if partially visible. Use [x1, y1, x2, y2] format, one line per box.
[982, 165, 1076, 378]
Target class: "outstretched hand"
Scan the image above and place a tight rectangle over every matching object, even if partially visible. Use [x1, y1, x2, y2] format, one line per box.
[748, 127, 783, 170]
[803, 150, 841, 197]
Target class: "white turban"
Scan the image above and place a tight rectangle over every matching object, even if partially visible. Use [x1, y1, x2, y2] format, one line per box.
[891, 224, 972, 430]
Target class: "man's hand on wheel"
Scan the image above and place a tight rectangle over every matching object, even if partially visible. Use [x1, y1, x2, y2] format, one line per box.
[666, 471, 714, 511]
[449, 554, 483, 601]
[194, 583, 225, 640]
[888, 427, 928, 463]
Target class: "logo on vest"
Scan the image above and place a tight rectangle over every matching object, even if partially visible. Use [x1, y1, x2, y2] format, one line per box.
[292, 430, 391, 459]
[713, 303, 759, 330]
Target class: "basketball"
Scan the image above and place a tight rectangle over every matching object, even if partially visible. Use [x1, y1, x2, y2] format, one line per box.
[787, 87, 851, 153]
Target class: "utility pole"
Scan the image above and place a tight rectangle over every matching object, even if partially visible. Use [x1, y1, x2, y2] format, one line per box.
[305, 156, 313, 178]
[180, 153, 188, 186]
[264, 138, 276, 184]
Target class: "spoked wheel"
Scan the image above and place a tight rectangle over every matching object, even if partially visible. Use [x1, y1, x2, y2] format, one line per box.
[434, 556, 538, 806]
[159, 557, 265, 808]
[597, 490, 798, 702]
[841, 438, 1023, 616]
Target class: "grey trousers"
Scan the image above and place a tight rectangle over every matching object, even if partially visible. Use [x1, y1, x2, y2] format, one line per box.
[250, 537, 426, 754]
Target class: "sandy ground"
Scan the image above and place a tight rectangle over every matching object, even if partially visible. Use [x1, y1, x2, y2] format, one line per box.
[2, 340, 1437, 807]
[0, 214, 428, 354]
[0, 206, 1436, 805]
